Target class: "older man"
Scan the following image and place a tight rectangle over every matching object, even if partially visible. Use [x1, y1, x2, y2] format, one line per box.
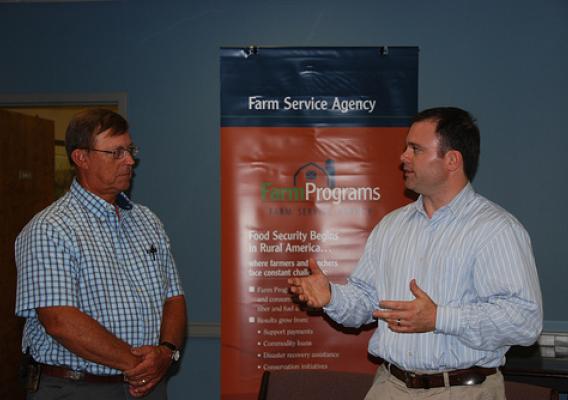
[15, 109, 186, 399]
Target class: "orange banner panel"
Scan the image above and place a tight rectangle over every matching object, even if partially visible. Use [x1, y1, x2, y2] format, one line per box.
[221, 126, 412, 399]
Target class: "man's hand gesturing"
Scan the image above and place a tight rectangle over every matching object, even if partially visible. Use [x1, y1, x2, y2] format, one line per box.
[288, 258, 331, 308]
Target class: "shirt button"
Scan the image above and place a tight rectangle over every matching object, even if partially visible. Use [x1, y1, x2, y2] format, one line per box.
[137, 288, 143, 293]
[408, 352, 413, 357]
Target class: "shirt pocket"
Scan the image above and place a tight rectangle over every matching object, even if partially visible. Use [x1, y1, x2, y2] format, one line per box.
[143, 242, 169, 294]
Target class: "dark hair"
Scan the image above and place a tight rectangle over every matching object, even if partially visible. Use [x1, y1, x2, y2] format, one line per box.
[65, 108, 129, 165]
[412, 107, 480, 181]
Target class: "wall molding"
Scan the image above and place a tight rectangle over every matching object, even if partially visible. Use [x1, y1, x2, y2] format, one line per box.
[187, 322, 220, 338]
[543, 320, 568, 333]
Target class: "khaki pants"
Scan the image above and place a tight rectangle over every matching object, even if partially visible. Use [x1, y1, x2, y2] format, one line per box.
[364, 365, 506, 400]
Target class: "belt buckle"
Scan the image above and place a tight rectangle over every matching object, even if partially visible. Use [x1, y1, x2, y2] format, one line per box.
[404, 371, 433, 389]
[67, 370, 84, 381]
[404, 371, 416, 389]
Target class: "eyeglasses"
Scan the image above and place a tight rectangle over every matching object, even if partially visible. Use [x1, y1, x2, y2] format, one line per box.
[87, 145, 139, 160]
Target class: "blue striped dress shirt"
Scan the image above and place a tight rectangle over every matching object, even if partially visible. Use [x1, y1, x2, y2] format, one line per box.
[15, 179, 184, 375]
[325, 183, 542, 371]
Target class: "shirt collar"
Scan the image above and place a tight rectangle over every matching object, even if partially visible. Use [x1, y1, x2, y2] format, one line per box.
[116, 192, 133, 210]
[413, 183, 475, 220]
[70, 179, 133, 220]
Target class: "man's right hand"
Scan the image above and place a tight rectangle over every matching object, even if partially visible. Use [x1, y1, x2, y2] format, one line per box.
[125, 346, 172, 398]
[288, 258, 331, 308]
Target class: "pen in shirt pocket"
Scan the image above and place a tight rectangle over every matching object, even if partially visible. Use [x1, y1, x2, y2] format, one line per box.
[147, 244, 157, 260]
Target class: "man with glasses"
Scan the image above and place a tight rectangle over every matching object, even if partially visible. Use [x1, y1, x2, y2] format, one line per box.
[15, 108, 186, 399]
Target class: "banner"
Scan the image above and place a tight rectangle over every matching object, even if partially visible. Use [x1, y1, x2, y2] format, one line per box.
[221, 47, 418, 400]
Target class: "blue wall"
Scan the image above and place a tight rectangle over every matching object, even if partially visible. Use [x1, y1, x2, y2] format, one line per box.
[1, 0, 567, 398]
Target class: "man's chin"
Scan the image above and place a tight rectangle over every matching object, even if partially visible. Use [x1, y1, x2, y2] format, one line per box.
[116, 178, 132, 192]
[403, 179, 415, 191]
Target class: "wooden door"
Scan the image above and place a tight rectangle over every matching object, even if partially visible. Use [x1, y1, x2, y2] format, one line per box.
[0, 109, 54, 400]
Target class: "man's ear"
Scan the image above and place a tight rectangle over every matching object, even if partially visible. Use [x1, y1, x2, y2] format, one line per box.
[445, 149, 463, 173]
[71, 149, 88, 169]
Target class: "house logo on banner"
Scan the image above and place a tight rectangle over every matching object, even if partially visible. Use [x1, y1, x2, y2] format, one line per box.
[260, 159, 381, 206]
[293, 160, 336, 189]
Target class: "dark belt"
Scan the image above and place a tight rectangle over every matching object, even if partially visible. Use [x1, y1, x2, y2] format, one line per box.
[384, 362, 497, 389]
[39, 363, 126, 384]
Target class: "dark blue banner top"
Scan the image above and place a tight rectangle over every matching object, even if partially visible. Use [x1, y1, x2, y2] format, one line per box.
[220, 47, 418, 127]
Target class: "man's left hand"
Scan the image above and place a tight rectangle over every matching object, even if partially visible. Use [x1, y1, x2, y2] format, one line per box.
[373, 279, 437, 333]
[124, 345, 172, 397]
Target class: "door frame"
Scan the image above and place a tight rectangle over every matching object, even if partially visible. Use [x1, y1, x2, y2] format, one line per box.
[0, 92, 127, 115]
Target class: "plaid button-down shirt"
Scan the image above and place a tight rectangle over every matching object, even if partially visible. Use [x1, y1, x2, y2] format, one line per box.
[15, 179, 184, 375]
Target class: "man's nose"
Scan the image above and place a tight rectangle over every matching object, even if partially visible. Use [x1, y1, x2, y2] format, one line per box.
[400, 147, 410, 163]
[123, 152, 136, 165]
